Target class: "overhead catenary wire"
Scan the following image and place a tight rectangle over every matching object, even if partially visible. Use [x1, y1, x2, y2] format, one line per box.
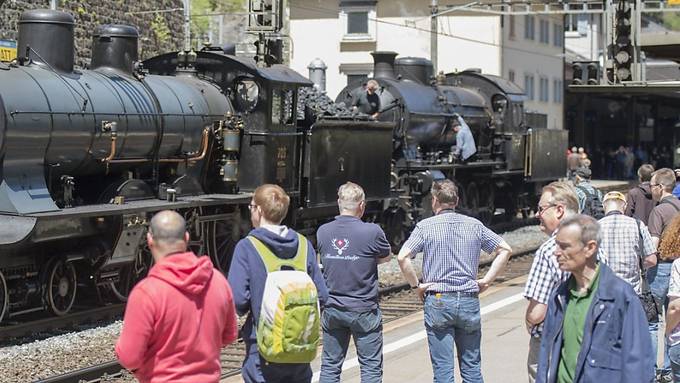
[290, 3, 565, 60]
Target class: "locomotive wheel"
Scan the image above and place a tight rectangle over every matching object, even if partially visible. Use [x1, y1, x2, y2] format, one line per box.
[477, 183, 495, 226]
[44, 258, 77, 316]
[207, 218, 240, 273]
[108, 247, 152, 302]
[383, 207, 407, 250]
[465, 182, 480, 211]
[0, 269, 8, 323]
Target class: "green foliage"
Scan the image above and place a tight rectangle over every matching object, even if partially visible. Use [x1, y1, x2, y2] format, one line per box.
[662, 13, 680, 31]
[150, 13, 171, 46]
[191, 0, 245, 44]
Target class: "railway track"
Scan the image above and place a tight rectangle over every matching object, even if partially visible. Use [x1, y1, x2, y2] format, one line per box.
[35, 249, 536, 383]
[0, 304, 124, 344]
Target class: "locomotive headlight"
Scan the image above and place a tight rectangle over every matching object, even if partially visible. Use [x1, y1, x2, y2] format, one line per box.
[235, 78, 260, 112]
[492, 95, 508, 113]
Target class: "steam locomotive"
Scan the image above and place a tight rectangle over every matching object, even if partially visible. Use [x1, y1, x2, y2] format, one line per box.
[0, 9, 566, 322]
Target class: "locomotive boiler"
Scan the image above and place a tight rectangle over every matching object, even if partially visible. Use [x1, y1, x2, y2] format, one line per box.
[335, 51, 568, 241]
[0, 10, 251, 320]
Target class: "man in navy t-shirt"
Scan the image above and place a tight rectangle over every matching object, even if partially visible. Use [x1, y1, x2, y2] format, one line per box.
[317, 182, 392, 383]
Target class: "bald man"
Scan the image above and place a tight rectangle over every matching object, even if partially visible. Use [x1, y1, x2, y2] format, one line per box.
[116, 210, 238, 383]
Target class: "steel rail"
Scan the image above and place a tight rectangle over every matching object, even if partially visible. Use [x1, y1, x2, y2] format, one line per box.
[1, 304, 124, 342]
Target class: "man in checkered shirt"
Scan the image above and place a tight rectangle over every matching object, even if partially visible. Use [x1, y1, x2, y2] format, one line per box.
[397, 179, 512, 383]
[524, 182, 580, 383]
[598, 191, 656, 294]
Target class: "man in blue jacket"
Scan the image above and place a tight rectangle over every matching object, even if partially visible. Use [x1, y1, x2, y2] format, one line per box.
[536, 214, 653, 383]
[228, 184, 328, 383]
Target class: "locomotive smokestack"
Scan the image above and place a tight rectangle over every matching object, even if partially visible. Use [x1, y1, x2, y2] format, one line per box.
[18, 9, 75, 73]
[371, 51, 398, 80]
[91, 25, 139, 74]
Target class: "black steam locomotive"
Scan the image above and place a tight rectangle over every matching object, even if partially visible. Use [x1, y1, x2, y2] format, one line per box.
[0, 9, 566, 322]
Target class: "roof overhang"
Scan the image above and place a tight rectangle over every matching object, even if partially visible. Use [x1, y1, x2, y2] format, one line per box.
[641, 32, 680, 62]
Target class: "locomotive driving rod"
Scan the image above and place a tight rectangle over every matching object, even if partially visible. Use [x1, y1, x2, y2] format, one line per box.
[101, 127, 211, 164]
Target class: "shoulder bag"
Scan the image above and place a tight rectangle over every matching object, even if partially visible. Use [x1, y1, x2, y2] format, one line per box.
[636, 218, 660, 323]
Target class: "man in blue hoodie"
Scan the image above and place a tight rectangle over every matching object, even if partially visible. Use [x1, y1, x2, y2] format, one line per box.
[229, 184, 328, 383]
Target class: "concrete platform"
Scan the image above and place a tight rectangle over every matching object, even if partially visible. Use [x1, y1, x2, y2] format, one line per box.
[223, 272, 665, 382]
[222, 276, 530, 383]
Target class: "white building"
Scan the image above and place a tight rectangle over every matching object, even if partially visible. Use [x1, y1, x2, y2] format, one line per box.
[288, 0, 564, 129]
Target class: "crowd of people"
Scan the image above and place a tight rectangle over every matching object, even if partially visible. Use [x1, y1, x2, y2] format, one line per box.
[112, 163, 680, 383]
[570, 145, 677, 181]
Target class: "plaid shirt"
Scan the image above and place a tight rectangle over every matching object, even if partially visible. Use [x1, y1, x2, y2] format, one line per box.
[402, 210, 503, 293]
[523, 233, 608, 337]
[598, 212, 655, 294]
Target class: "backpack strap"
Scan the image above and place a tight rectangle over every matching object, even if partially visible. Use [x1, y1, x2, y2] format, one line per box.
[660, 199, 680, 213]
[247, 233, 308, 273]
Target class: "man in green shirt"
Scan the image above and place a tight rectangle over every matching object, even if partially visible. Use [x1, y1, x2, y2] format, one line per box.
[536, 214, 653, 383]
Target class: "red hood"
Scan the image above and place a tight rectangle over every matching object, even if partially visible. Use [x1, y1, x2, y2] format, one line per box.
[148, 252, 214, 295]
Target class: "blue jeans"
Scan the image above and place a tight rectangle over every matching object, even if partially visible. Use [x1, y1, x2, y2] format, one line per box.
[242, 340, 312, 383]
[424, 294, 483, 383]
[649, 262, 673, 374]
[669, 343, 680, 382]
[320, 307, 383, 383]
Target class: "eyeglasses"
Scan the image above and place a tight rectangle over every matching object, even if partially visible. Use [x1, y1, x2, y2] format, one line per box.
[537, 204, 557, 215]
[248, 203, 258, 210]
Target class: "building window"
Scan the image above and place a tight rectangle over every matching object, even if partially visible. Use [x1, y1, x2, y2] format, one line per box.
[539, 77, 549, 102]
[509, 15, 516, 39]
[565, 14, 589, 36]
[341, 6, 376, 41]
[553, 23, 563, 47]
[347, 74, 368, 86]
[524, 15, 535, 40]
[347, 11, 368, 34]
[539, 19, 549, 44]
[509, 70, 515, 83]
[524, 74, 535, 100]
[553, 78, 563, 103]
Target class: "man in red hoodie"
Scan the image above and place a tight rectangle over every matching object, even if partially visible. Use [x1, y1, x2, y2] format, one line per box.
[115, 210, 238, 382]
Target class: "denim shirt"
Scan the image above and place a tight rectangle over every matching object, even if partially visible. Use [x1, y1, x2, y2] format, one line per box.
[536, 264, 654, 383]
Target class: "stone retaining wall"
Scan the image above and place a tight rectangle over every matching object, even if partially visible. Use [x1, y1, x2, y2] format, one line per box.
[0, 0, 183, 67]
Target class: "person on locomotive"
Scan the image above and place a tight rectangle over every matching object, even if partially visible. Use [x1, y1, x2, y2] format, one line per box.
[228, 184, 328, 383]
[317, 182, 392, 383]
[352, 79, 381, 119]
[115, 211, 238, 383]
[451, 114, 477, 163]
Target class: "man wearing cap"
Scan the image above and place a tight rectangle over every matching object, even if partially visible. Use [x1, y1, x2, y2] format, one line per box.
[598, 191, 657, 294]
[573, 167, 604, 218]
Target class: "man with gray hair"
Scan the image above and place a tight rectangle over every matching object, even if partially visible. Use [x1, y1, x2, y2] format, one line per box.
[317, 182, 392, 383]
[116, 210, 238, 382]
[524, 181, 580, 382]
[536, 215, 653, 383]
[398, 179, 512, 382]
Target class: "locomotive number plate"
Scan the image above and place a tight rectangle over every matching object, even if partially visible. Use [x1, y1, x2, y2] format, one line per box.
[0, 40, 16, 62]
